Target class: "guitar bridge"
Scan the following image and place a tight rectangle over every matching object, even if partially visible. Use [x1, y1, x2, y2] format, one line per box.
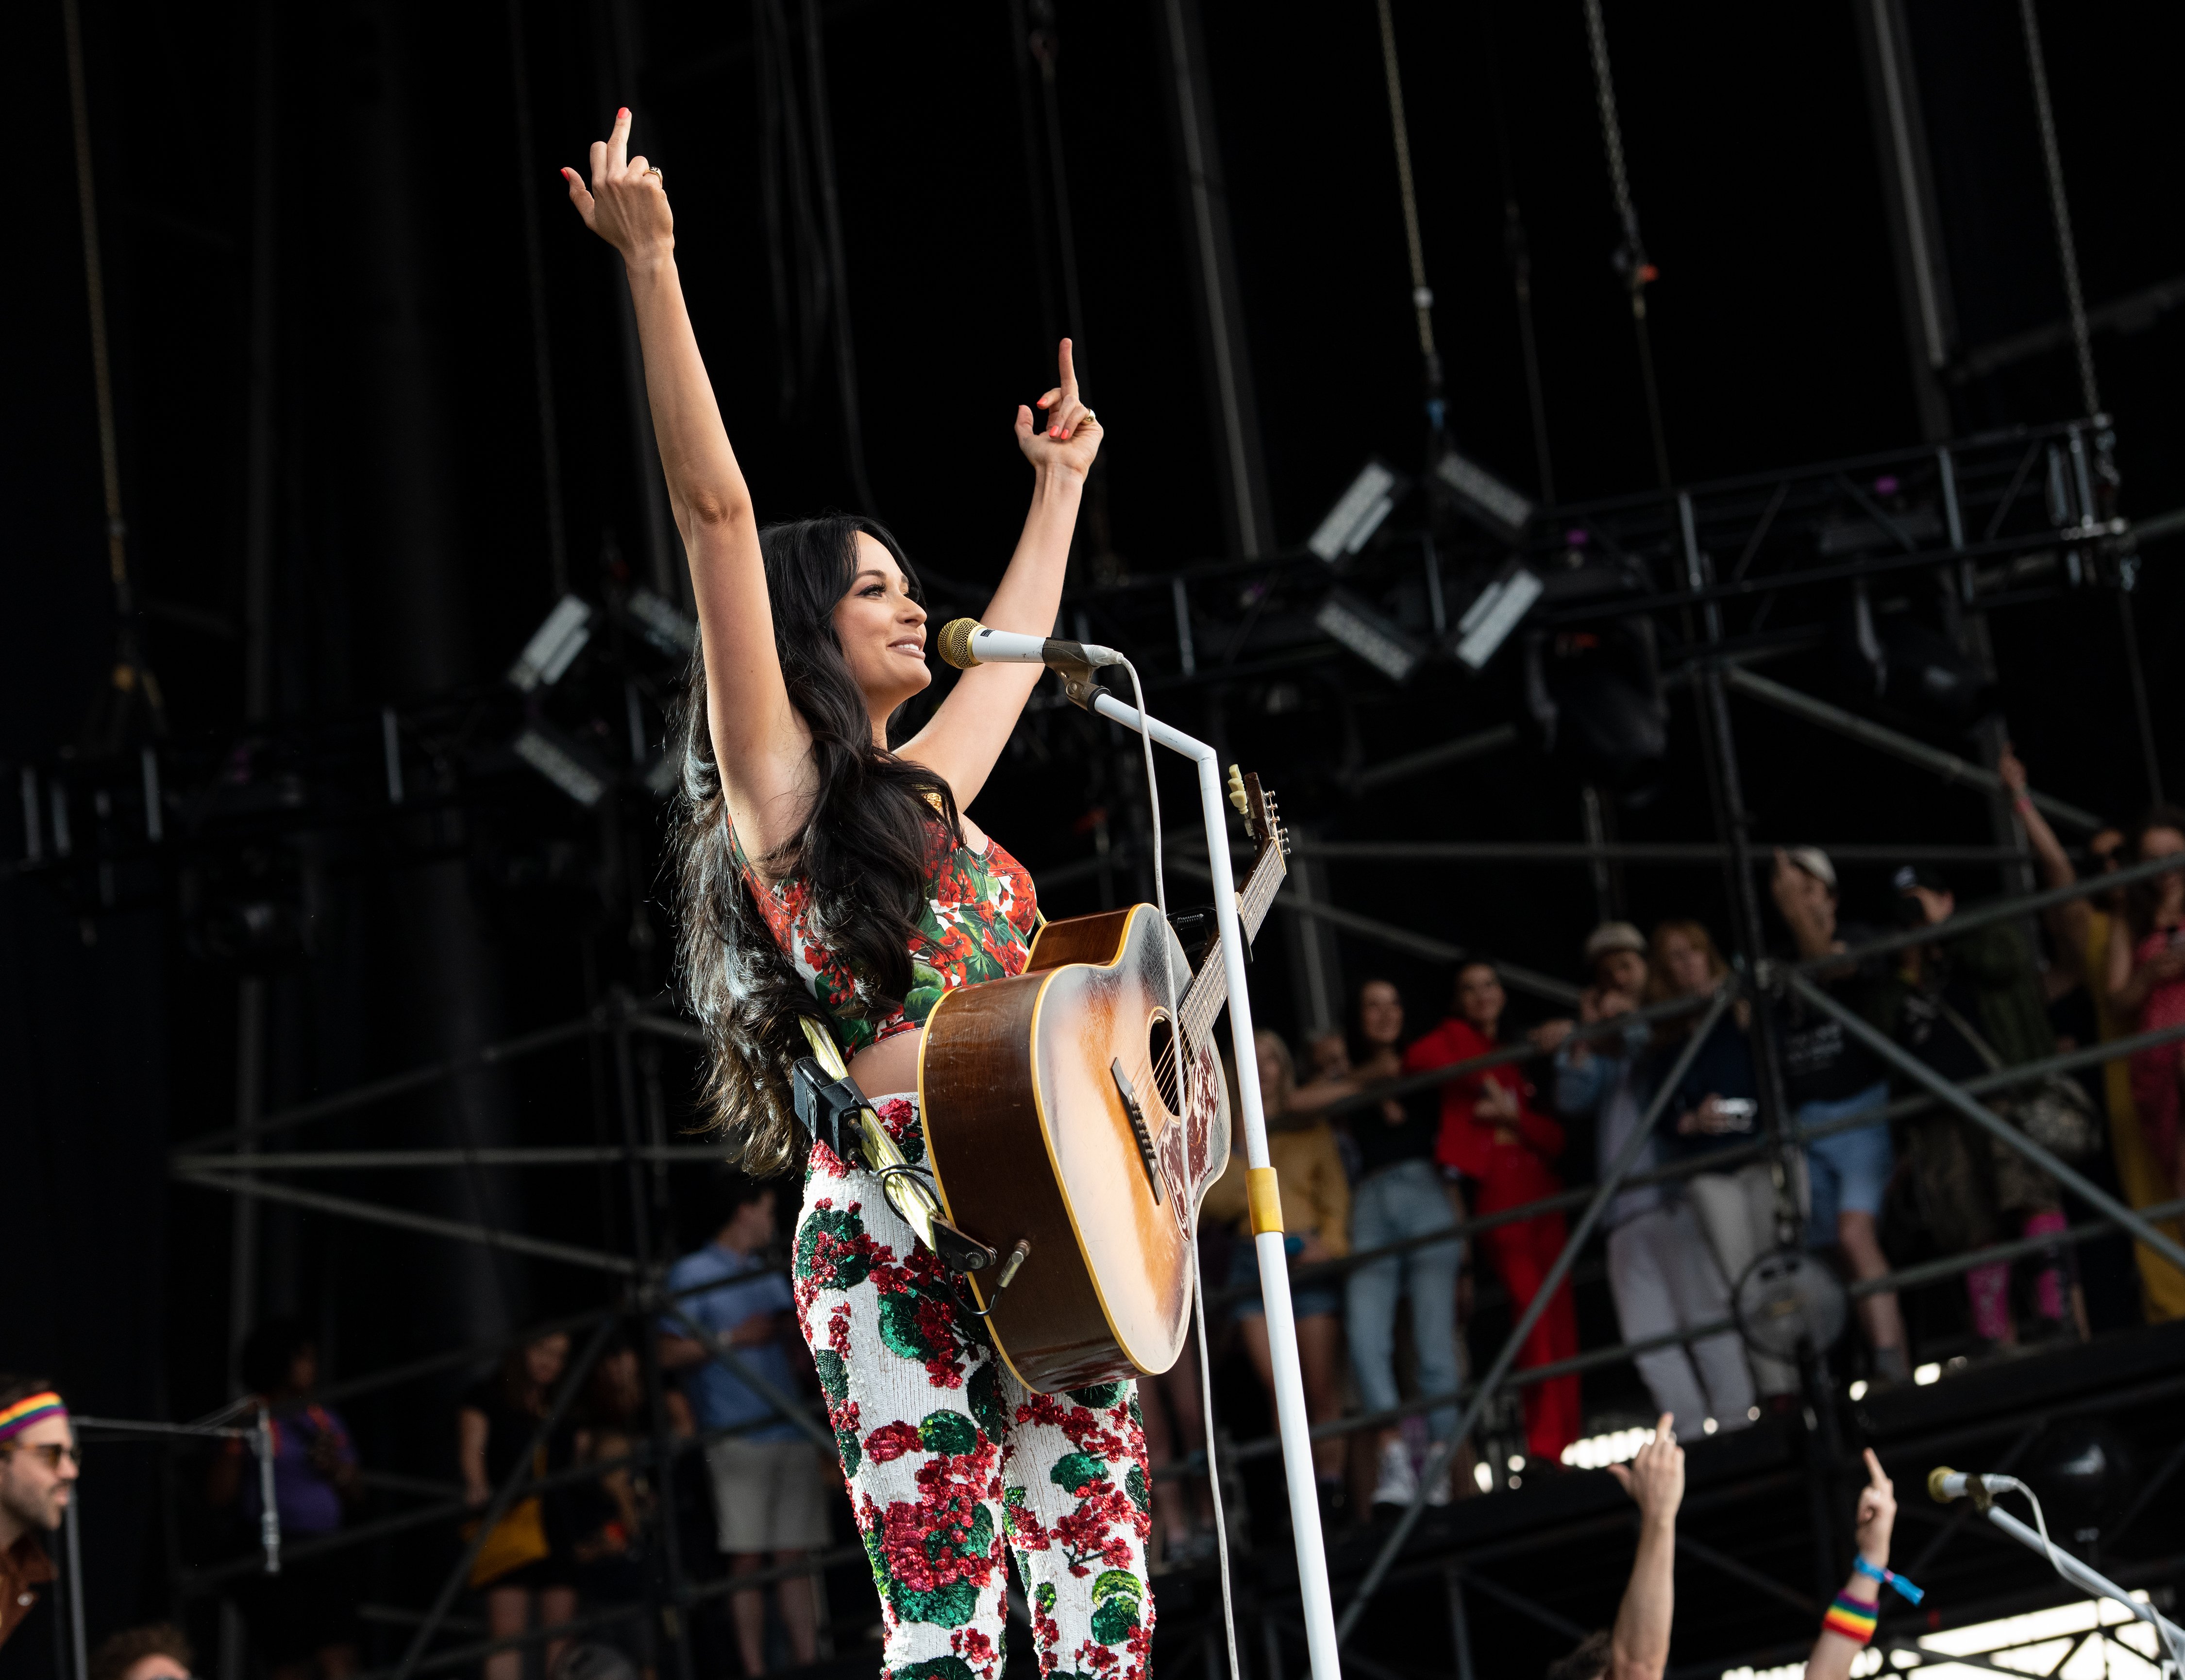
[1109, 1058, 1165, 1204]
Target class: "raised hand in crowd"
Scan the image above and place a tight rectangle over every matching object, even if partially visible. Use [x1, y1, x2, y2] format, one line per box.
[1604, 1415, 1684, 1680]
[1805, 1450, 1904, 1680]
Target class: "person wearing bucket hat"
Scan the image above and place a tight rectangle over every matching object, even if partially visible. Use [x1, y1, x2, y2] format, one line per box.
[1769, 848, 1911, 1385]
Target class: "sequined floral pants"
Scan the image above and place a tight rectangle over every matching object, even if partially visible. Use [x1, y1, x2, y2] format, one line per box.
[791, 1094, 1155, 1680]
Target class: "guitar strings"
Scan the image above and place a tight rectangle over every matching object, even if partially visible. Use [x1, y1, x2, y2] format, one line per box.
[1118, 655, 1242, 1680]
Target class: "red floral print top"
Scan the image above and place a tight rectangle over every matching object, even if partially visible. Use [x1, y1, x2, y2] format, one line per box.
[728, 814, 1040, 1054]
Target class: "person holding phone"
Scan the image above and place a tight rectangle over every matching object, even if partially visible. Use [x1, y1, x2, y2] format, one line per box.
[1647, 922, 1792, 1406]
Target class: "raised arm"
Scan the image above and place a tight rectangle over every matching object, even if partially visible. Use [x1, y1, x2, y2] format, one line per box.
[563, 111, 803, 834]
[895, 340, 1102, 810]
[2000, 746, 2090, 975]
[1806, 1450, 1899, 1680]
[1604, 1416, 1684, 1680]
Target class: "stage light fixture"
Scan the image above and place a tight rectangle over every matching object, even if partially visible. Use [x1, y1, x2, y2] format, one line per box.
[1313, 589, 1423, 684]
[1451, 561, 1544, 671]
[1433, 448, 1534, 544]
[627, 587, 697, 657]
[508, 595, 595, 692]
[1307, 460, 1407, 565]
[513, 722, 609, 807]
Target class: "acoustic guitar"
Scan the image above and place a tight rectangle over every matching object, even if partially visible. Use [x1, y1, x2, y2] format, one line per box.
[917, 770, 1289, 1392]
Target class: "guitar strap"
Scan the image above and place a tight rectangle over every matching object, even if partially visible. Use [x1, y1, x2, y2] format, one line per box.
[789, 1020, 1021, 1287]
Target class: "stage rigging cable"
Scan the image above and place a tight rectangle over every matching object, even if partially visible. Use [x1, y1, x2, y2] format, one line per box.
[1580, 0, 1674, 495]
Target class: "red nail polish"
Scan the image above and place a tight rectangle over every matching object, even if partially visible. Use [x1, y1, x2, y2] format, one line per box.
[618, 107, 629, 119]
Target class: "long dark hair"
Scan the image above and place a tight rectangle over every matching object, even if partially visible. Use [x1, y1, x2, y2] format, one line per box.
[672, 515, 960, 1175]
[2123, 804, 2185, 941]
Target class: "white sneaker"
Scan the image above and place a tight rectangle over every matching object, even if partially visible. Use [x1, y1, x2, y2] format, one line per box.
[1372, 1438, 1418, 1508]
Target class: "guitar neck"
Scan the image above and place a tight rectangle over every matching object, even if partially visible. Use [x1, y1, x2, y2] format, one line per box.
[1178, 843, 1284, 1047]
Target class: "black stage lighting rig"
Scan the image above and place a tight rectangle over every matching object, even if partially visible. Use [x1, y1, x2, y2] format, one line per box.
[1308, 460, 1409, 567]
[507, 595, 595, 692]
[1313, 588, 1425, 684]
[1432, 446, 1535, 546]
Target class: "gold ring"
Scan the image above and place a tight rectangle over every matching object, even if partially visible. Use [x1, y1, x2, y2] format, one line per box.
[644, 166, 664, 184]
[1082, 408, 1097, 423]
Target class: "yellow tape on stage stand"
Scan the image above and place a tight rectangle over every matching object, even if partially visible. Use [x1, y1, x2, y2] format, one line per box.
[1247, 1167, 1284, 1235]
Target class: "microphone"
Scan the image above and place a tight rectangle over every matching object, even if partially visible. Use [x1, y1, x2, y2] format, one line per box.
[1928, 1467, 2016, 1503]
[937, 618, 1123, 672]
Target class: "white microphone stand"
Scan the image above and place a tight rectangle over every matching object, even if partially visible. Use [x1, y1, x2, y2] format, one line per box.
[1074, 681, 1342, 1680]
[1968, 1493, 2185, 1673]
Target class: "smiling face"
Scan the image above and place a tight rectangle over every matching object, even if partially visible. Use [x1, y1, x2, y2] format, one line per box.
[1357, 981, 1404, 1050]
[1456, 963, 1505, 1033]
[831, 533, 931, 733]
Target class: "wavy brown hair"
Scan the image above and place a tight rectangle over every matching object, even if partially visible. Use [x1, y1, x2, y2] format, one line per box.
[2123, 804, 2185, 942]
[671, 515, 960, 1176]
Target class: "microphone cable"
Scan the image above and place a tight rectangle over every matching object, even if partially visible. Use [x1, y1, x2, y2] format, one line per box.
[1114, 653, 1242, 1680]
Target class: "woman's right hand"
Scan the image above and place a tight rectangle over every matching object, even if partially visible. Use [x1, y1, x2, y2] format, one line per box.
[563, 107, 673, 269]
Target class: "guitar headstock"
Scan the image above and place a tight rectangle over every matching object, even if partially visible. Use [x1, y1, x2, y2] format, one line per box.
[1228, 765, 1290, 860]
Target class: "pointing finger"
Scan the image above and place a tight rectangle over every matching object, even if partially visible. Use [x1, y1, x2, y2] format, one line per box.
[1058, 336, 1077, 392]
[607, 105, 631, 173]
[1864, 1448, 1890, 1489]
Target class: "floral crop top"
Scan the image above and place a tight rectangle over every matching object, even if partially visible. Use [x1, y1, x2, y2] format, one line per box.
[728, 814, 1041, 1054]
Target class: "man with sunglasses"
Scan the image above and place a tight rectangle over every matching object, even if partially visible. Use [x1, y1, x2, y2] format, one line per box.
[0, 1376, 77, 1652]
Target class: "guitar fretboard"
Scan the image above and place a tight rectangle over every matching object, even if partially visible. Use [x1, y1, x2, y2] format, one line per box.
[1177, 835, 1285, 1051]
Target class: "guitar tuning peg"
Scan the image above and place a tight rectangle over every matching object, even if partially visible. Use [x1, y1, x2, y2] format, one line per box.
[1226, 764, 1247, 815]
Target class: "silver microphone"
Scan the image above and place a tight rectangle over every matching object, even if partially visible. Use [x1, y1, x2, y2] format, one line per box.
[936, 618, 1123, 672]
[1928, 1467, 2017, 1503]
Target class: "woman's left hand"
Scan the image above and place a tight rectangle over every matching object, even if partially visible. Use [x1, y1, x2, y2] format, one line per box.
[1015, 338, 1103, 476]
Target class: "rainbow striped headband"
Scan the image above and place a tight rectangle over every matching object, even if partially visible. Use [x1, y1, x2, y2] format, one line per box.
[0, 1393, 67, 1445]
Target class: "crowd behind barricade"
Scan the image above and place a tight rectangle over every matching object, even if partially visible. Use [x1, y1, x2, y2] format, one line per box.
[8, 770, 2183, 1680]
[1162, 768, 2185, 1562]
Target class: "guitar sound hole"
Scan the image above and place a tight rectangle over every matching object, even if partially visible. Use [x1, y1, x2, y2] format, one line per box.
[1148, 1016, 1180, 1114]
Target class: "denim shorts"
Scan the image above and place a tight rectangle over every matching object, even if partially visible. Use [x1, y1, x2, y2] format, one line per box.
[1228, 1234, 1344, 1322]
[1801, 1080, 1894, 1238]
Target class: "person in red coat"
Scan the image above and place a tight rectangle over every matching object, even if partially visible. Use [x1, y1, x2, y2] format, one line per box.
[1408, 960, 1581, 1465]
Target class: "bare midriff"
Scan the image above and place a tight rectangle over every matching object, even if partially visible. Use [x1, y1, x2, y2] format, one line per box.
[848, 1030, 923, 1105]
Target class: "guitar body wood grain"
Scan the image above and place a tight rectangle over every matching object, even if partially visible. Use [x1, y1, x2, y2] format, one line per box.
[919, 904, 1221, 1393]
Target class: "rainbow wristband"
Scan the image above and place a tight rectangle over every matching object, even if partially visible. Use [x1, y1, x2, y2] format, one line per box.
[1853, 1555, 1924, 1604]
[1822, 1594, 1878, 1645]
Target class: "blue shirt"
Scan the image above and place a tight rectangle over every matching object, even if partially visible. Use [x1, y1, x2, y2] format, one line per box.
[663, 1243, 800, 1444]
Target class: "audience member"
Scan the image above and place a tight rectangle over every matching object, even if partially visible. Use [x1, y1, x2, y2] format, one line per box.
[659, 1172, 821, 1675]
[1647, 922, 1795, 1404]
[1413, 961, 1580, 1464]
[1769, 848, 1910, 1383]
[1802, 1451, 1906, 1680]
[461, 1333, 581, 1680]
[2007, 755, 2185, 1322]
[1316, 979, 1465, 1509]
[207, 1319, 362, 1680]
[569, 1338, 656, 1680]
[88, 1624, 194, 1680]
[1296, 1030, 1366, 1185]
[1878, 864, 2076, 1347]
[1204, 1030, 1351, 1512]
[2108, 808, 2185, 1207]
[1539, 1414, 1684, 1680]
[0, 1378, 73, 1654]
[1553, 927, 1754, 1436]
